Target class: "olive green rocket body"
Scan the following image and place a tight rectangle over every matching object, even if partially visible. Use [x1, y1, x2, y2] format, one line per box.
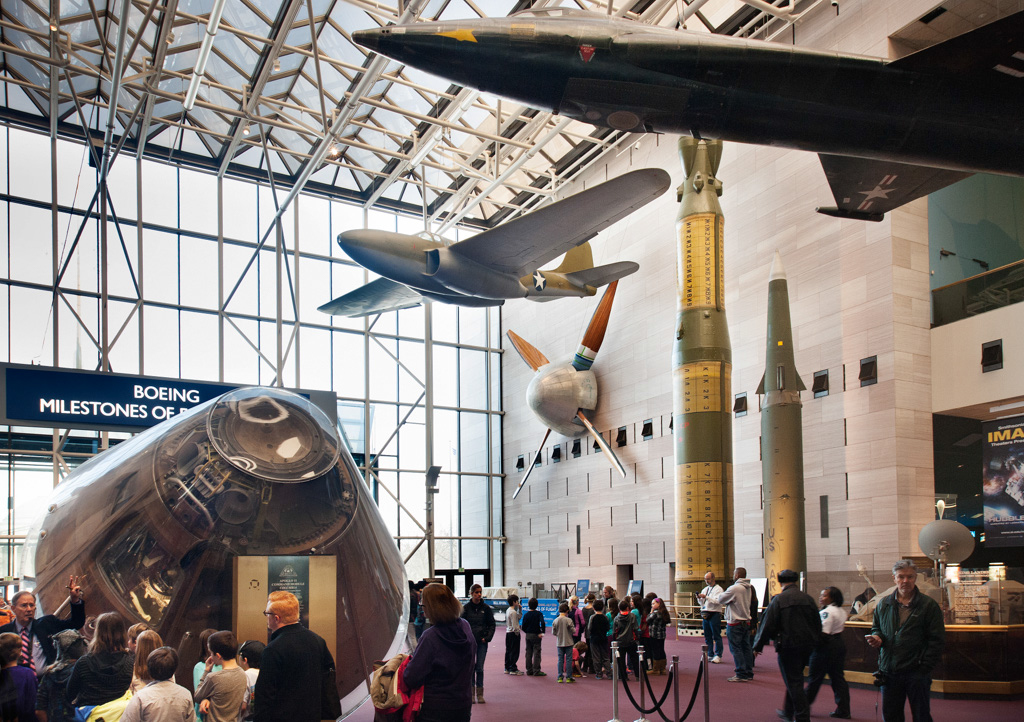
[673, 138, 734, 610]
[758, 251, 807, 597]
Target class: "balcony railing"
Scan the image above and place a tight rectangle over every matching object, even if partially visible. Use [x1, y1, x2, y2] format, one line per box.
[932, 258, 1024, 327]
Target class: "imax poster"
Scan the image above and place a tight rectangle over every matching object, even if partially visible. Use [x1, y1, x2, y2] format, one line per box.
[983, 416, 1024, 547]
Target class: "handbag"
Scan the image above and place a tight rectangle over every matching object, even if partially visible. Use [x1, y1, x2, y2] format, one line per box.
[321, 664, 342, 720]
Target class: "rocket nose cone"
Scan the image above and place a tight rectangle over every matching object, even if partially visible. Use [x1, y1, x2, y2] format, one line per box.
[769, 250, 787, 282]
[352, 28, 383, 53]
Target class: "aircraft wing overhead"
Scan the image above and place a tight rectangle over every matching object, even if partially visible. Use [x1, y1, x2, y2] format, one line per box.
[317, 277, 424, 317]
[888, 10, 1024, 76]
[816, 154, 971, 221]
[450, 168, 670, 276]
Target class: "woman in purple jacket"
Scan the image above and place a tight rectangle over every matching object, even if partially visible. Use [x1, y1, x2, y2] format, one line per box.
[402, 584, 477, 722]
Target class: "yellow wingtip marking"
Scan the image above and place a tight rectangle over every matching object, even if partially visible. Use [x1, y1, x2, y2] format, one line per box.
[436, 29, 478, 43]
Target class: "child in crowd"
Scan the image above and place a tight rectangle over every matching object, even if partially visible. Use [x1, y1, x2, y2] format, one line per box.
[132, 630, 166, 693]
[36, 629, 88, 722]
[587, 599, 612, 680]
[504, 594, 524, 675]
[613, 599, 639, 681]
[0, 632, 37, 721]
[237, 640, 265, 722]
[521, 597, 546, 677]
[122, 647, 196, 722]
[194, 631, 248, 722]
[552, 603, 575, 683]
[571, 640, 588, 678]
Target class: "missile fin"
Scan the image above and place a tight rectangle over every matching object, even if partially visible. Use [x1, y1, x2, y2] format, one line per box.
[756, 373, 765, 395]
[513, 427, 551, 500]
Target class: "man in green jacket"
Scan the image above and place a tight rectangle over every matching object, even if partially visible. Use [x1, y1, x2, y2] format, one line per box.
[866, 560, 945, 721]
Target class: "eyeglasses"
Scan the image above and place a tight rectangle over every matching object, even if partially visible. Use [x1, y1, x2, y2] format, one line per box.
[262, 611, 277, 617]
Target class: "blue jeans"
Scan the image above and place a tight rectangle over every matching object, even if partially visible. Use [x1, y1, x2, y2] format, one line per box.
[881, 670, 932, 722]
[726, 623, 754, 679]
[702, 612, 723, 657]
[474, 641, 488, 687]
[557, 645, 572, 679]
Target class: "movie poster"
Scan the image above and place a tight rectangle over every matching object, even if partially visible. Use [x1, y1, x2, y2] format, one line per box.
[983, 416, 1024, 547]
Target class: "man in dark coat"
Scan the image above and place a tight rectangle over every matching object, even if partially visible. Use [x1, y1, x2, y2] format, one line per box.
[0, 575, 85, 676]
[254, 591, 338, 722]
[461, 584, 495, 704]
[753, 569, 821, 722]
[866, 560, 945, 722]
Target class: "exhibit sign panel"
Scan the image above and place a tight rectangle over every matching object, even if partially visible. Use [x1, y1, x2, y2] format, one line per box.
[0, 363, 337, 431]
[982, 415, 1024, 547]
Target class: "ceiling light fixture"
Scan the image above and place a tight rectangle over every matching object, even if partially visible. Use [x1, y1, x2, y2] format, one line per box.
[242, 123, 250, 136]
[989, 400, 1024, 414]
[273, 59, 281, 72]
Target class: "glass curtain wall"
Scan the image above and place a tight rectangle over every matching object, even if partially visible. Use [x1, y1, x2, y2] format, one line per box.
[0, 123, 503, 585]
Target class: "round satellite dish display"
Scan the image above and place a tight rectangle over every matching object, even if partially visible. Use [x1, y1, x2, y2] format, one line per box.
[207, 387, 340, 482]
[918, 519, 975, 564]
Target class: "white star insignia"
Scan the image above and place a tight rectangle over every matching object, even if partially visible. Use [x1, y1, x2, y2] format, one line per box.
[533, 271, 546, 291]
[858, 184, 896, 201]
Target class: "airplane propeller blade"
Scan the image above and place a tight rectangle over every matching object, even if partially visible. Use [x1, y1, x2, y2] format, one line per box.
[576, 410, 626, 478]
[506, 330, 550, 371]
[512, 428, 551, 500]
[572, 280, 618, 371]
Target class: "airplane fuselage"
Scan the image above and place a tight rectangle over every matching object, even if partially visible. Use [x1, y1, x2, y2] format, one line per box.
[356, 12, 1024, 177]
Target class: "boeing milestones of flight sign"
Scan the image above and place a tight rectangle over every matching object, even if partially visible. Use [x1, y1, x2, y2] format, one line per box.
[0, 363, 337, 432]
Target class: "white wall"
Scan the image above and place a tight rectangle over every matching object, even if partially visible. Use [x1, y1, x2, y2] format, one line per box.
[932, 303, 1024, 415]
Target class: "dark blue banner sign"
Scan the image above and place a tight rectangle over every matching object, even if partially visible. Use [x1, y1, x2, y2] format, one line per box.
[0, 364, 337, 431]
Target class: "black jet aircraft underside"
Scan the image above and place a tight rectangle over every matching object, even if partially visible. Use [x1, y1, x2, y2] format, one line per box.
[354, 8, 1024, 220]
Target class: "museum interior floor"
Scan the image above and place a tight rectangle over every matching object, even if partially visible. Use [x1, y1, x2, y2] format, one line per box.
[347, 633, 1022, 721]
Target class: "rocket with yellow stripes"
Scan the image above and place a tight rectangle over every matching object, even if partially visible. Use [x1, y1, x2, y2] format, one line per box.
[672, 138, 734, 611]
[758, 250, 807, 596]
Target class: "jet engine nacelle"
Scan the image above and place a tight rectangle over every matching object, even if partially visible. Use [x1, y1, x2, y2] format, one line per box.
[424, 247, 524, 299]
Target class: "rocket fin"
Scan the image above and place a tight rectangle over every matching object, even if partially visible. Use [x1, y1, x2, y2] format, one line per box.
[573, 281, 618, 371]
[506, 330, 549, 371]
[795, 371, 807, 392]
[756, 373, 765, 395]
[577, 410, 626, 478]
[513, 427, 551, 500]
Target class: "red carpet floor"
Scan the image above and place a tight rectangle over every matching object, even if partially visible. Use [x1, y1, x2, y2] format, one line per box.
[346, 633, 1020, 721]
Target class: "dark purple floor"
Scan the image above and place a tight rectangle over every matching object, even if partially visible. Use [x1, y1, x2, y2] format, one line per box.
[347, 633, 1020, 721]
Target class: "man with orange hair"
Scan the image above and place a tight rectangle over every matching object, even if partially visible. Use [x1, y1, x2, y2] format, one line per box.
[254, 591, 339, 721]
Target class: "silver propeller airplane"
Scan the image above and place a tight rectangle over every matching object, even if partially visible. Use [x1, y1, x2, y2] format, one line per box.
[318, 168, 670, 316]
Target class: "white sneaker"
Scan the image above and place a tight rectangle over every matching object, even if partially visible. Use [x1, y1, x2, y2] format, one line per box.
[711, 656, 721, 664]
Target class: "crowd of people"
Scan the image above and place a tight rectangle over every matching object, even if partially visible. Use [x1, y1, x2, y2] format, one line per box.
[404, 560, 942, 722]
[0, 583, 338, 722]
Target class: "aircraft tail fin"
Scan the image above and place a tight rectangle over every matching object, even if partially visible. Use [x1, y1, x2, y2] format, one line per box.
[553, 242, 594, 274]
[564, 261, 639, 289]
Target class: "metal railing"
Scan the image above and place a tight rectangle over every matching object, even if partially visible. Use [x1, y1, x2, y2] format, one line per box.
[932, 257, 1024, 327]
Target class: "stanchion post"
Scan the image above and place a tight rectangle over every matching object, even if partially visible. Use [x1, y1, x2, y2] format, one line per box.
[635, 645, 648, 722]
[672, 654, 680, 722]
[609, 641, 623, 722]
[702, 644, 710, 722]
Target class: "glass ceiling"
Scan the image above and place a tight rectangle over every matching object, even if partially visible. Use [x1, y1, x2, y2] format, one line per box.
[0, 0, 819, 231]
